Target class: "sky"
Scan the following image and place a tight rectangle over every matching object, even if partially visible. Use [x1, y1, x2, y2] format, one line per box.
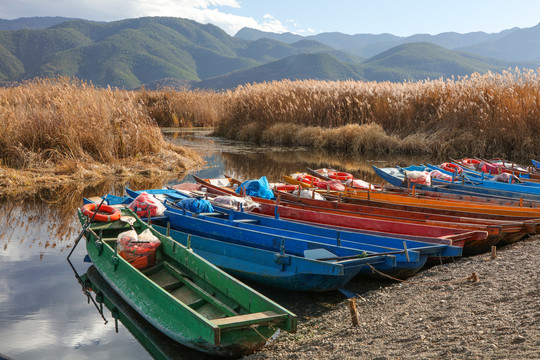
[1, 0, 540, 37]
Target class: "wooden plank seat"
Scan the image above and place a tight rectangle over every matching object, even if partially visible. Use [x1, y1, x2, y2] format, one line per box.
[212, 311, 288, 329]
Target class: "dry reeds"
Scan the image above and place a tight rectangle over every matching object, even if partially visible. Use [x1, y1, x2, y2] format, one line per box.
[0, 77, 203, 198]
[214, 69, 540, 158]
[136, 87, 225, 127]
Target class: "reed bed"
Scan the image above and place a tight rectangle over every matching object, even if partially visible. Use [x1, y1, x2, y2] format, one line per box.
[136, 87, 225, 127]
[0, 77, 203, 199]
[214, 69, 540, 158]
[3, 70, 540, 198]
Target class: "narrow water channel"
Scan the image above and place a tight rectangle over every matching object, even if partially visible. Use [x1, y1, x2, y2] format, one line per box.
[0, 128, 437, 359]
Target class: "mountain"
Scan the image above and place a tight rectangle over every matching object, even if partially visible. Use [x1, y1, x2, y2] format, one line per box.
[0, 16, 538, 90]
[458, 23, 540, 61]
[235, 26, 524, 59]
[356, 42, 506, 82]
[0, 17, 81, 30]
[193, 42, 533, 90]
[195, 52, 364, 90]
[0, 17, 262, 88]
[234, 27, 303, 43]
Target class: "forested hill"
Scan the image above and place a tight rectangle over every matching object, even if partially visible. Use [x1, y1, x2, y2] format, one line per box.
[0, 16, 538, 90]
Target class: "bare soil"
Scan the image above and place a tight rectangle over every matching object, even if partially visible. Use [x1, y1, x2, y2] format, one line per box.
[245, 236, 540, 360]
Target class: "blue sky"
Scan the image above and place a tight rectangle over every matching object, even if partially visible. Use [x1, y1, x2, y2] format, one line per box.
[2, 0, 540, 36]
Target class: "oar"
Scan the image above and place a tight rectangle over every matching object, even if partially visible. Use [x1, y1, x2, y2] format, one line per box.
[67, 195, 108, 260]
[312, 249, 410, 262]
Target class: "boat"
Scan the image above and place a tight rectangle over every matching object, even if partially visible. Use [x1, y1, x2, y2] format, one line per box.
[160, 201, 463, 279]
[372, 165, 540, 202]
[77, 206, 297, 357]
[80, 265, 216, 360]
[151, 222, 395, 292]
[125, 187, 189, 202]
[271, 191, 527, 254]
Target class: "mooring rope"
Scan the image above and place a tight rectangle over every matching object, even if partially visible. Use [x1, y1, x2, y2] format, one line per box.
[367, 264, 479, 285]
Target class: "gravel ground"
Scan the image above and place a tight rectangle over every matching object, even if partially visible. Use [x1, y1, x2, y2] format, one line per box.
[245, 236, 540, 360]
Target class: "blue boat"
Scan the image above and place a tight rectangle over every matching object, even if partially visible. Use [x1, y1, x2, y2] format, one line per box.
[160, 204, 462, 279]
[201, 202, 463, 258]
[373, 165, 540, 202]
[83, 194, 132, 206]
[151, 223, 395, 292]
[125, 187, 189, 202]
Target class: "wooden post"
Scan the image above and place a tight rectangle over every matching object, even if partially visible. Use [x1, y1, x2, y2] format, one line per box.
[348, 298, 359, 326]
[491, 246, 497, 259]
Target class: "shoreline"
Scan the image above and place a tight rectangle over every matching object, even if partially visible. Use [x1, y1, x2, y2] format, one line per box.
[245, 236, 540, 360]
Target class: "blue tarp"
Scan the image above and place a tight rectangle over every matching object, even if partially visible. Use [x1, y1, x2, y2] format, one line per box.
[178, 198, 214, 214]
[235, 176, 275, 200]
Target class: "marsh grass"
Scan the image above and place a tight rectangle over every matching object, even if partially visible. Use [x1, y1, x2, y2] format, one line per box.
[0, 77, 203, 198]
[3, 69, 540, 199]
[136, 88, 225, 127]
[214, 70, 540, 158]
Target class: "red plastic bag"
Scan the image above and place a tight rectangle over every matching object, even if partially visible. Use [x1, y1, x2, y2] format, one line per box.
[129, 192, 166, 218]
[316, 180, 346, 191]
[116, 229, 161, 270]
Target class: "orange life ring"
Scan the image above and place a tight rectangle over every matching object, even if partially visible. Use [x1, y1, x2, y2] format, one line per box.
[275, 184, 298, 192]
[81, 203, 121, 222]
[440, 162, 463, 174]
[328, 171, 353, 181]
[462, 158, 480, 165]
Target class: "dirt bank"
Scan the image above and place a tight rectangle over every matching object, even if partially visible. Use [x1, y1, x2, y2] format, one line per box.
[246, 236, 540, 360]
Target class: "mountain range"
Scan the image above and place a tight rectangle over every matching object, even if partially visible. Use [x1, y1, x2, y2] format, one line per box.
[0, 16, 539, 90]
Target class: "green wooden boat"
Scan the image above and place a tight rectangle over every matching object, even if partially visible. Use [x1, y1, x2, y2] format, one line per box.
[80, 265, 215, 360]
[77, 207, 297, 357]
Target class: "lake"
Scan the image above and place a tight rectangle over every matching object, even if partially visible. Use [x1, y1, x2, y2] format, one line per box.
[0, 129, 434, 359]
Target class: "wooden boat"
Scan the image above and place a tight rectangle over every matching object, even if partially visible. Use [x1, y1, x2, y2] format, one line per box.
[151, 222, 395, 292]
[80, 265, 215, 360]
[272, 191, 527, 254]
[77, 206, 297, 357]
[161, 204, 454, 279]
[125, 187, 188, 202]
[456, 158, 540, 180]
[372, 165, 540, 203]
[165, 200, 462, 258]
[305, 167, 540, 208]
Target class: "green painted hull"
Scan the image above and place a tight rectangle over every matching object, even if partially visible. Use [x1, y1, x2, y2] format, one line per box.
[78, 208, 296, 357]
[82, 266, 213, 360]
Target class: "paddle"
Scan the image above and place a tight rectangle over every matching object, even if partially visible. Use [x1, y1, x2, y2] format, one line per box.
[67, 195, 108, 260]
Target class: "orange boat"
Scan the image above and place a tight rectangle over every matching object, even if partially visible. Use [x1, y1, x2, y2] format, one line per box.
[282, 175, 540, 220]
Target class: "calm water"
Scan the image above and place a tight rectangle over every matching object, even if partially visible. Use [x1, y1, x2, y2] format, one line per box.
[0, 129, 436, 360]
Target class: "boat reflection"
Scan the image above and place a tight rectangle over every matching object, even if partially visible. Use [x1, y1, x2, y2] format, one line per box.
[79, 265, 216, 360]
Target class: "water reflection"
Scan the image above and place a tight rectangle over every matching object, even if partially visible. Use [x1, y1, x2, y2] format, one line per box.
[165, 127, 445, 185]
[79, 265, 215, 360]
[0, 127, 446, 359]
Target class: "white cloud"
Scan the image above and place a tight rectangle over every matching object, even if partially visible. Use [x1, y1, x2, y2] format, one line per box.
[257, 14, 288, 33]
[0, 0, 294, 35]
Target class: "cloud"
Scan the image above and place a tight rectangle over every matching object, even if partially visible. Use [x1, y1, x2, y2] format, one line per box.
[0, 0, 293, 35]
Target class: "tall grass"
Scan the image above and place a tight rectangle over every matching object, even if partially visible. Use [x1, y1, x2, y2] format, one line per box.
[3, 69, 540, 199]
[0, 77, 203, 198]
[214, 69, 540, 158]
[136, 87, 225, 127]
